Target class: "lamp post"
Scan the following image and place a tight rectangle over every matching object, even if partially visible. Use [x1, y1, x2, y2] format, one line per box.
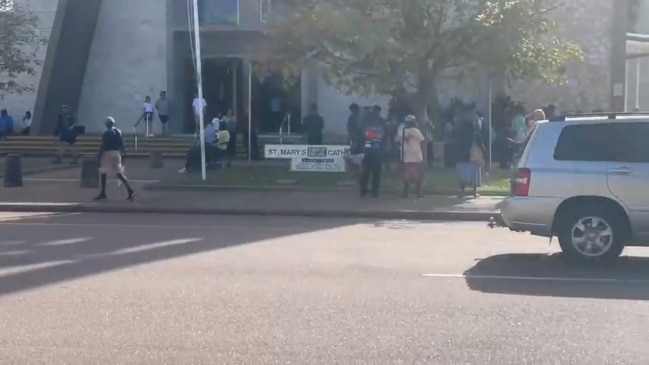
[191, 0, 207, 181]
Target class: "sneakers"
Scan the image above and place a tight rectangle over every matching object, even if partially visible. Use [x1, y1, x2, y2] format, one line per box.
[178, 167, 187, 174]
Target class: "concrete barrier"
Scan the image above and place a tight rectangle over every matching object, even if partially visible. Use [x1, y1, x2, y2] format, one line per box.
[3, 154, 23, 187]
[80, 156, 99, 188]
[149, 151, 164, 169]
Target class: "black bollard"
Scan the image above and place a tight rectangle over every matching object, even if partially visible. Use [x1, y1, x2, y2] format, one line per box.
[149, 151, 164, 169]
[4, 154, 23, 187]
[80, 156, 99, 188]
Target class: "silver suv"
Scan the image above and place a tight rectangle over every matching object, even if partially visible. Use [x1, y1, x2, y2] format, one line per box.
[492, 113, 649, 262]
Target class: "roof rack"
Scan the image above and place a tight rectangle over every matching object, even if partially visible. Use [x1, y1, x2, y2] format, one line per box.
[549, 112, 649, 122]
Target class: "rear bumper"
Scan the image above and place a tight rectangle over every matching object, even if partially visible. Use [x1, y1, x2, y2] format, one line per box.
[496, 196, 561, 237]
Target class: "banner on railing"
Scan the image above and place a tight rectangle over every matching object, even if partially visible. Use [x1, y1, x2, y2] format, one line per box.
[264, 144, 349, 172]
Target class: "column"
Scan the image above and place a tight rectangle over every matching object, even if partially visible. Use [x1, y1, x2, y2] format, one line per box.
[609, 0, 628, 112]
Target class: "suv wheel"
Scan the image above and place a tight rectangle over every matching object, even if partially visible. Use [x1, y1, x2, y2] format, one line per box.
[557, 205, 626, 262]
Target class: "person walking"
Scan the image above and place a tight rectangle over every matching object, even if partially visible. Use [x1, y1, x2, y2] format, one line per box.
[155, 91, 170, 136]
[359, 109, 387, 197]
[397, 115, 426, 198]
[53, 104, 80, 165]
[94, 117, 135, 201]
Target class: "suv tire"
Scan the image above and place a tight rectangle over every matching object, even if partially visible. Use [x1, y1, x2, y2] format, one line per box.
[557, 204, 627, 262]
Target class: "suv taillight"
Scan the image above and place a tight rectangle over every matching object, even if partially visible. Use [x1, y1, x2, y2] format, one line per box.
[513, 168, 531, 197]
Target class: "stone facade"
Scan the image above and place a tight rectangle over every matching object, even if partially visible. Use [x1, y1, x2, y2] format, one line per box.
[77, 0, 168, 133]
[0, 0, 58, 122]
[506, 0, 614, 113]
[0, 0, 632, 135]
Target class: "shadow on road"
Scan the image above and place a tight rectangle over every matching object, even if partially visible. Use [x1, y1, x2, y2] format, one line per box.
[0, 213, 364, 297]
[464, 253, 649, 300]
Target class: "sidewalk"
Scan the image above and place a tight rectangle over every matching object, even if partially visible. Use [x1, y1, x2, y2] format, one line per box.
[0, 162, 503, 221]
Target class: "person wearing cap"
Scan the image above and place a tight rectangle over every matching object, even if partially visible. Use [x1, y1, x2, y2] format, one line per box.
[396, 115, 426, 198]
[94, 117, 135, 201]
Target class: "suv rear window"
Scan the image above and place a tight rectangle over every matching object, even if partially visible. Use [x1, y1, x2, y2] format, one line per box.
[553, 122, 649, 162]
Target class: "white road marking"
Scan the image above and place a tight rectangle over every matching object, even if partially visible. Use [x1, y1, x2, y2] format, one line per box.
[23, 178, 160, 183]
[0, 221, 325, 232]
[422, 273, 649, 284]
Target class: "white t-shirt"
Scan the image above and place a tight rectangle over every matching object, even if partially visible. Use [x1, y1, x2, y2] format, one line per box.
[23, 117, 32, 128]
[143, 102, 154, 113]
[192, 98, 207, 116]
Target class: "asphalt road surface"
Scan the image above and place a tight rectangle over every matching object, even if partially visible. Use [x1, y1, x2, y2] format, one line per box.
[1, 212, 649, 364]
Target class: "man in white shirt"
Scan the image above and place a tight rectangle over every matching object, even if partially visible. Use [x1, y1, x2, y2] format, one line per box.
[192, 94, 207, 138]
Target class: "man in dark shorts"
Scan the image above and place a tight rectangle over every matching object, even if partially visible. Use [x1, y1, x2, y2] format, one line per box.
[53, 104, 80, 165]
[155, 91, 170, 136]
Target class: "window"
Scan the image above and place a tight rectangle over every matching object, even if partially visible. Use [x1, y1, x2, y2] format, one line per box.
[198, 0, 238, 26]
[260, 0, 287, 22]
[608, 122, 649, 163]
[554, 122, 649, 163]
[260, 0, 271, 22]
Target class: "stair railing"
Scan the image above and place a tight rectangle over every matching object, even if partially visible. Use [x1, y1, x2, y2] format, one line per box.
[277, 112, 292, 145]
[133, 114, 144, 152]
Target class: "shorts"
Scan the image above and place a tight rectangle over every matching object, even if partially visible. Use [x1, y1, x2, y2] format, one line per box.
[144, 112, 154, 122]
[99, 150, 124, 175]
[159, 114, 169, 124]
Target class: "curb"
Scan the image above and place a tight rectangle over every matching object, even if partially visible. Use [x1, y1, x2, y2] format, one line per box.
[0, 203, 499, 221]
[144, 183, 509, 197]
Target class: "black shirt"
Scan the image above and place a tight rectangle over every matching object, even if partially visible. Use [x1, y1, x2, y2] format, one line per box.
[54, 113, 76, 138]
[99, 128, 124, 154]
[302, 113, 324, 136]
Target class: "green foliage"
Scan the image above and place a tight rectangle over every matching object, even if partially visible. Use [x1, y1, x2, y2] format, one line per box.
[0, 4, 48, 97]
[261, 0, 584, 107]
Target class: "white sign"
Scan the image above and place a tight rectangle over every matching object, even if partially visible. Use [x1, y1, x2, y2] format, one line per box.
[290, 156, 346, 172]
[265, 144, 349, 159]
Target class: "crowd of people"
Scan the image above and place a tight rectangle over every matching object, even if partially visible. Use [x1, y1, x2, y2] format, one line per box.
[341, 101, 555, 199]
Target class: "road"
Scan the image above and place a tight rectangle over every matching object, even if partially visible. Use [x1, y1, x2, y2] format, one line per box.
[0, 212, 648, 364]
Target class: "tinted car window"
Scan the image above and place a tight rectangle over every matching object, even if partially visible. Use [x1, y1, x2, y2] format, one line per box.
[554, 123, 615, 161]
[610, 122, 649, 163]
[554, 122, 649, 163]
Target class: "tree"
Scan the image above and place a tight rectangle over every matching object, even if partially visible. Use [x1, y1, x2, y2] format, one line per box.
[260, 0, 583, 123]
[0, 2, 48, 96]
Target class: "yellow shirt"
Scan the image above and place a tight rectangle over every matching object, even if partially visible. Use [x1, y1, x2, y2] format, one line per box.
[216, 130, 230, 150]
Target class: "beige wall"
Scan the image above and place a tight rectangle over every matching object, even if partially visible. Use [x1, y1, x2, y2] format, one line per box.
[77, 0, 168, 133]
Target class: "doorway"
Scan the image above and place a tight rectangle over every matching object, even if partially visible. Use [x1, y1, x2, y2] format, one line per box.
[251, 68, 302, 134]
[184, 58, 302, 135]
[184, 58, 244, 134]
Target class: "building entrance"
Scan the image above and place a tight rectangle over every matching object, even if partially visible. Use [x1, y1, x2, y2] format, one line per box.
[251, 70, 302, 134]
[183, 58, 243, 134]
[183, 58, 301, 135]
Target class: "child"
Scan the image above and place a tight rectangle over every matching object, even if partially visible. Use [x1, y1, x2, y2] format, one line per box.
[143, 96, 155, 137]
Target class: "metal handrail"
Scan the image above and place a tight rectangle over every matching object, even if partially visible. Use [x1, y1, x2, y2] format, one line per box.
[277, 112, 292, 144]
[133, 114, 145, 151]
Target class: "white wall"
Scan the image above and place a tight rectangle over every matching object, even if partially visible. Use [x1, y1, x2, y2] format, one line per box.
[78, 0, 167, 133]
[0, 0, 58, 124]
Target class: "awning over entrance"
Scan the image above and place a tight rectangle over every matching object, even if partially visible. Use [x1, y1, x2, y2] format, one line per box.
[627, 33, 649, 59]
